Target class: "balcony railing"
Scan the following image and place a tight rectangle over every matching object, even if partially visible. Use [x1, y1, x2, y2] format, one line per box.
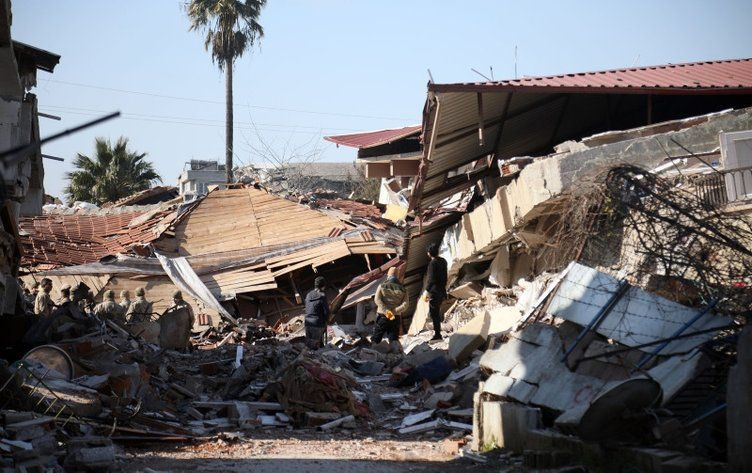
[683, 166, 752, 208]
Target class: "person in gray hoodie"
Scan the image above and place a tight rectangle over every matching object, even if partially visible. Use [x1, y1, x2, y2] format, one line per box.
[372, 267, 409, 349]
[304, 276, 329, 349]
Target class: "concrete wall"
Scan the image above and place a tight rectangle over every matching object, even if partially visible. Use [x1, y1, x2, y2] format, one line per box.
[439, 107, 752, 282]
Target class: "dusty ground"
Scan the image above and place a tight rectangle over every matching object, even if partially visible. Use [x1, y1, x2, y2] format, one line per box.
[118, 431, 518, 472]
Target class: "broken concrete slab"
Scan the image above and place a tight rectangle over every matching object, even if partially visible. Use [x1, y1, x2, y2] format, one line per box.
[319, 414, 355, 431]
[479, 336, 536, 374]
[304, 412, 341, 427]
[399, 409, 435, 429]
[482, 373, 515, 397]
[486, 306, 521, 335]
[448, 282, 483, 300]
[425, 391, 453, 409]
[448, 311, 490, 363]
[479, 401, 542, 453]
[407, 293, 431, 335]
[547, 263, 731, 354]
[648, 349, 710, 405]
[487, 246, 511, 287]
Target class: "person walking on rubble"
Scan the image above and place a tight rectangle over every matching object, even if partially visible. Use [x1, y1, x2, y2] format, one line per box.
[126, 287, 153, 323]
[304, 276, 329, 349]
[93, 290, 127, 325]
[372, 266, 409, 352]
[119, 290, 131, 312]
[423, 242, 448, 341]
[34, 278, 54, 317]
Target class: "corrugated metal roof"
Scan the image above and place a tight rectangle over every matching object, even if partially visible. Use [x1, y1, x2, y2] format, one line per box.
[324, 125, 422, 149]
[19, 208, 176, 269]
[430, 58, 752, 94]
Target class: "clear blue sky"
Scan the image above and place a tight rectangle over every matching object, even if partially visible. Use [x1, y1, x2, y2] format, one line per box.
[12, 0, 752, 199]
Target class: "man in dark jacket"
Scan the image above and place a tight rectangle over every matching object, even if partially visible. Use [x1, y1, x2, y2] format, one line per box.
[304, 276, 329, 349]
[424, 242, 448, 341]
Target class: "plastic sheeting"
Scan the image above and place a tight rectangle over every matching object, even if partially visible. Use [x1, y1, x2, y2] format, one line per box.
[156, 253, 238, 325]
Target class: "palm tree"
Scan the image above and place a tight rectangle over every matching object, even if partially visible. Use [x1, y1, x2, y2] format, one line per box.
[65, 137, 162, 205]
[186, 0, 266, 184]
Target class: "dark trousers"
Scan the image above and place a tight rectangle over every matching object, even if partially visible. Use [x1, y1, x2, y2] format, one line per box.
[372, 314, 399, 343]
[429, 297, 444, 336]
[305, 324, 325, 349]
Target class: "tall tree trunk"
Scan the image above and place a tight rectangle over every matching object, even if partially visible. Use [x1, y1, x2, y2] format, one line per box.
[225, 58, 234, 184]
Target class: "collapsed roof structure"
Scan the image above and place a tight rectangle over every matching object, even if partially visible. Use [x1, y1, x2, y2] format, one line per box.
[321, 58, 752, 470]
[401, 58, 752, 315]
[20, 185, 399, 325]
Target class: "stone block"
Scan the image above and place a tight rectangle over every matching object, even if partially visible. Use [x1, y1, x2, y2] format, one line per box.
[448, 282, 483, 300]
[448, 311, 490, 363]
[479, 401, 542, 453]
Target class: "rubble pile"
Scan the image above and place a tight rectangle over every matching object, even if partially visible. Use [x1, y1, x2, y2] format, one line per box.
[0, 313, 494, 470]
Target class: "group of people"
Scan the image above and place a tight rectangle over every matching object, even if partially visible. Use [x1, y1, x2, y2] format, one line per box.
[25, 241, 449, 351]
[303, 242, 448, 350]
[24, 279, 195, 345]
[25, 278, 158, 324]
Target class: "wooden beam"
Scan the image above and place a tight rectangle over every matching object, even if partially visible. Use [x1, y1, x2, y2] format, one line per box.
[390, 159, 420, 176]
[366, 162, 391, 178]
[289, 273, 302, 305]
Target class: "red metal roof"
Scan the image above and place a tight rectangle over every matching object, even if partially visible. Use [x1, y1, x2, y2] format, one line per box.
[429, 58, 752, 94]
[324, 125, 421, 149]
[19, 209, 176, 269]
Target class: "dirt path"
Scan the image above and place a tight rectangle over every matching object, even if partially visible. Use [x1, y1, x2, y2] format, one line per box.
[118, 435, 515, 472]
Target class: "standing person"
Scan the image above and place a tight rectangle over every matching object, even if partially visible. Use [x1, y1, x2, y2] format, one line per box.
[171, 291, 195, 328]
[34, 278, 54, 317]
[372, 267, 409, 351]
[21, 280, 34, 312]
[119, 290, 132, 312]
[304, 276, 329, 349]
[93, 290, 127, 325]
[57, 284, 72, 305]
[127, 287, 153, 323]
[164, 290, 196, 350]
[423, 242, 448, 341]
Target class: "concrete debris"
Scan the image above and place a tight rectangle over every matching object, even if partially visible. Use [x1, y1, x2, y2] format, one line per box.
[4, 44, 752, 471]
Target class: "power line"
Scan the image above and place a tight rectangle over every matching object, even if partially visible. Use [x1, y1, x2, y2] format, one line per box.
[40, 104, 362, 132]
[40, 79, 415, 122]
[38, 108, 355, 136]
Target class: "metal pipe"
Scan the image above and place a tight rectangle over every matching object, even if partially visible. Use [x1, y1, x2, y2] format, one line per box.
[561, 280, 630, 362]
[577, 323, 739, 362]
[632, 299, 719, 372]
[0, 111, 120, 164]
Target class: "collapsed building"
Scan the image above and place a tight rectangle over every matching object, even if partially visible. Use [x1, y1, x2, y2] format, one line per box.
[325, 125, 422, 209]
[2, 8, 752, 467]
[386, 58, 752, 471]
[19, 185, 399, 330]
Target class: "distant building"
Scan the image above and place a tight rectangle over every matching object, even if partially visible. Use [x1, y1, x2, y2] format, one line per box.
[177, 160, 227, 201]
[239, 161, 363, 197]
[324, 126, 422, 207]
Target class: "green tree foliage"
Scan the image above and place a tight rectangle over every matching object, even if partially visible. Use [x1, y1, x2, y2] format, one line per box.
[65, 137, 161, 205]
[186, 0, 266, 183]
